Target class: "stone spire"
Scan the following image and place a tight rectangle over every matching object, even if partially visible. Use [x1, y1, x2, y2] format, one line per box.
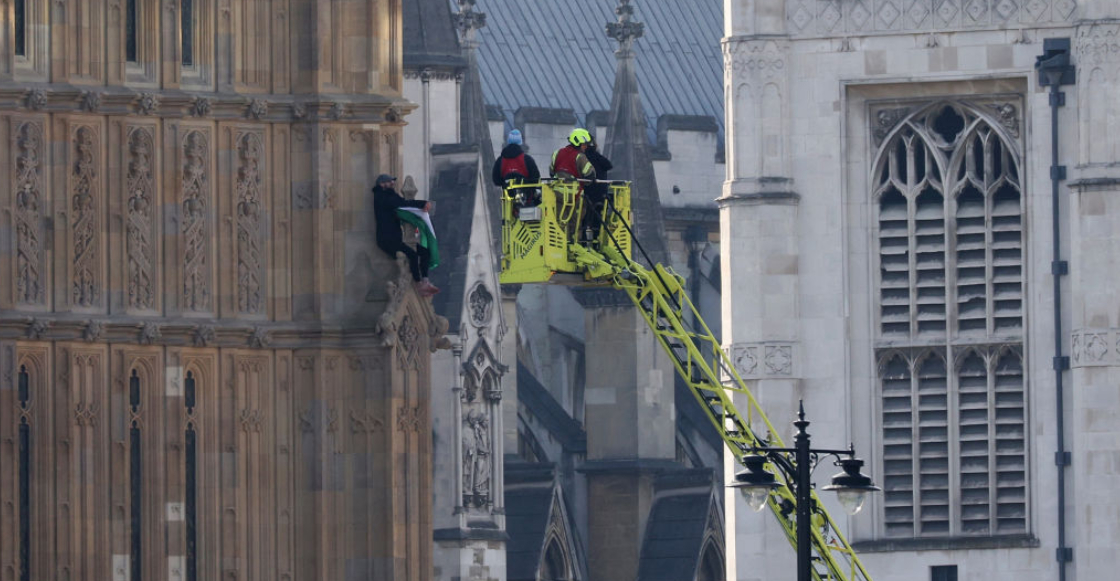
[602, 0, 668, 266]
[454, 0, 503, 250]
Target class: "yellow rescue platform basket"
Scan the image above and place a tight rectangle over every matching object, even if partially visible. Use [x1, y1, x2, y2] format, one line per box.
[499, 179, 632, 285]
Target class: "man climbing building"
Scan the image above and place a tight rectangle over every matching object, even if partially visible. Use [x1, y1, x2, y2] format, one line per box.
[373, 174, 440, 296]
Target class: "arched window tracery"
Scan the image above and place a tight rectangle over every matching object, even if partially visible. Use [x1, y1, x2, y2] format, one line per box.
[873, 101, 1026, 539]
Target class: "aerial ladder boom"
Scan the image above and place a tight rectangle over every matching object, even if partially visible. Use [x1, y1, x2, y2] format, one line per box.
[499, 180, 874, 581]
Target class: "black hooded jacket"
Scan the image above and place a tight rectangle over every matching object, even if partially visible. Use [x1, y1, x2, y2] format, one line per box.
[491, 144, 541, 186]
[373, 184, 427, 248]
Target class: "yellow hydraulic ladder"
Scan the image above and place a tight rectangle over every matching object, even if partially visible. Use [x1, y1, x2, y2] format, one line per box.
[500, 180, 874, 581]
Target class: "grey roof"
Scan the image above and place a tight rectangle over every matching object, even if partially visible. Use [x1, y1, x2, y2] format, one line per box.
[403, 0, 465, 69]
[505, 463, 558, 581]
[469, 0, 724, 140]
[518, 361, 587, 453]
[636, 486, 718, 581]
[426, 144, 482, 328]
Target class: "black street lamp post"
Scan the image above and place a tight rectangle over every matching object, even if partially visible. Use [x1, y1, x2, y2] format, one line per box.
[730, 401, 880, 581]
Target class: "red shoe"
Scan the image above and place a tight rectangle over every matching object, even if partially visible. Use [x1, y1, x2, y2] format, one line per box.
[416, 281, 440, 297]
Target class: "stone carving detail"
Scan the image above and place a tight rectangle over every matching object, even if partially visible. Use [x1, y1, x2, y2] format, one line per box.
[1076, 23, 1120, 66]
[137, 93, 160, 115]
[140, 322, 162, 345]
[247, 99, 268, 120]
[74, 402, 99, 427]
[15, 122, 45, 305]
[192, 325, 216, 347]
[397, 315, 422, 368]
[26, 89, 47, 111]
[126, 128, 156, 310]
[726, 344, 758, 378]
[328, 102, 348, 121]
[987, 103, 1020, 139]
[1071, 328, 1120, 368]
[873, 107, 912, 145]
[239, 409, 263, 432]
[71, 127, 100, 308]
[248, 327, 271, 349]
[462, 407, 491, 507]
[181, 131, 211, 311]
[724, 342, 796, 379]
[236, 133, 264, 314]
[468, 283, 494, 326]
[191, 97, 212, 117]
[726, 39, 786, 80]
[84, 320, 105, 342]
[291, 102, 307, 120]
[397, 405, 422, 433]
[27, 319, 49, 340]
[786, 0, 1076, 37]
[80, 91, 102, 113]
[764, 345, 793, 376]
[350, 410, 384, 434]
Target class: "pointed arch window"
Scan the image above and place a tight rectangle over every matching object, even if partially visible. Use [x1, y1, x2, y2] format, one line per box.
[181, 0, 194, 66]
[184, 370, 198, 581]
[125, 0, 139, 62]
[18, 365, 31, 581]
[14, 0, 27, 57]
[129, 369, 143, 580]
[873, 101, 1026, 539]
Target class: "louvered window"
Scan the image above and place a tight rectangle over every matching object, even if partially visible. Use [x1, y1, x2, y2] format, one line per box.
[873, 101, 1027, 539]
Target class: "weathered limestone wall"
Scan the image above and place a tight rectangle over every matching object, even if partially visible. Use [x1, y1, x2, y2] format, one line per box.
[0, 2, 445, 581]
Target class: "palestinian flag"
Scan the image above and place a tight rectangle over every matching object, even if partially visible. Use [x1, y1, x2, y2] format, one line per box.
[396, 208, 440, 270]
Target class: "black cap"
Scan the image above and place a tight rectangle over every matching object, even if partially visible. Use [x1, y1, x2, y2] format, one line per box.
[376, 174, 397, 185]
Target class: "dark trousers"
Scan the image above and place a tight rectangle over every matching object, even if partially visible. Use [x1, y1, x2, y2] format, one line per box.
[379, 241, 430, 282]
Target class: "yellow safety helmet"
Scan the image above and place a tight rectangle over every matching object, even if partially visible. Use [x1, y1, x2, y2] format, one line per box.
[568, 128, 592, 147]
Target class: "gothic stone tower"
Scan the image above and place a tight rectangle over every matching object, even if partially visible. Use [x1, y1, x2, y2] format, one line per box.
[722, 0, 1117, 581]
[0, 2, 446, 581]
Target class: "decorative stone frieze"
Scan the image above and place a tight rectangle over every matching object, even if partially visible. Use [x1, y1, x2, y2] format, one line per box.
[1071, 328, 1120, 368]
[126, 127, 157, 311]
[14, 120, 46, 306]
[70, 126, 101, 308]
[235, 132, 265, 315]
[785, 0, 1076, 38]
[723, 342, 798, 380]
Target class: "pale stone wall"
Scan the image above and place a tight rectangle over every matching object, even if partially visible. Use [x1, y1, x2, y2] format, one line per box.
[721, 1, 1105, 580]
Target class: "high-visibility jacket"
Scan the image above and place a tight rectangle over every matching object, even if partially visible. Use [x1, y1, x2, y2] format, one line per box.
[550, 145, 595, 180]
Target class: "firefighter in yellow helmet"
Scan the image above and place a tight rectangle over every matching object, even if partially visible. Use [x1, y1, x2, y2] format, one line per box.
[550, 128, 597, 181]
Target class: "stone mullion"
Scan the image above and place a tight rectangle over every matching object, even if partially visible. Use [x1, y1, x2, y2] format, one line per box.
[164, 350, 187, 580]
[270, 124, 292, 321]
[270, 1, 290, 93]
[65, 345, 110, 581]
[113, 348, 166, 581]
[291, 353, 319, 581]
[177, 352, 220, 581]
[67, 0, 105, 84]
[217, 124, 234, 318]
[162, 0, 182, 89]
[0, 341, 15, 581]
[0, 114, 10, 310]
[273, 351, 295, 581]
[0, 0, 11, 80]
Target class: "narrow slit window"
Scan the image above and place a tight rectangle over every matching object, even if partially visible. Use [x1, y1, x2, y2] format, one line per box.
[181, 0, 194, 66]
[126, 0, 139, 62]
[129, 369, 142, 581]
[185, 371, 198, 581]
[18, 365, 31, 581]
[14, 0, 27, 57]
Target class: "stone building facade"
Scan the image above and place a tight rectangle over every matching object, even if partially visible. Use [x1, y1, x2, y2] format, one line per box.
[0, 2, 447, 581]
[722, 1, 1118, 580]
